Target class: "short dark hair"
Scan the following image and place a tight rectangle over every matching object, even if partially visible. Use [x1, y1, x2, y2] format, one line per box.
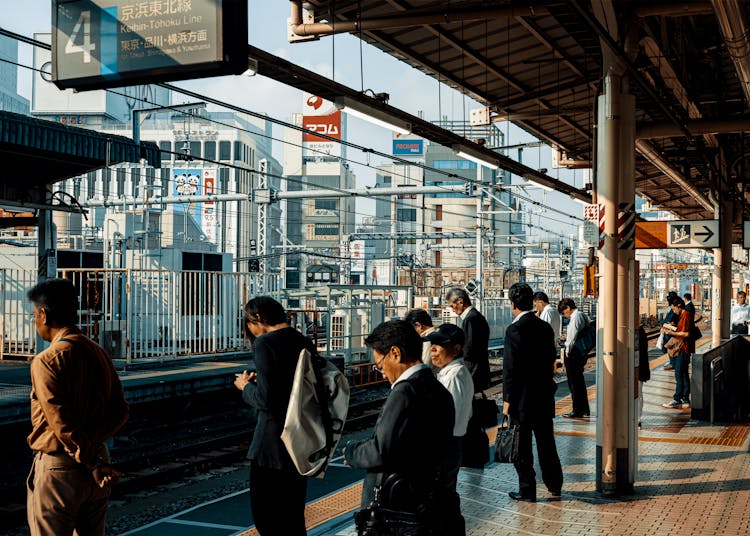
[446, 287, 471, 307]
[27, 278, 79, 326]
[532, 291, 550, 304]
[667, 291, 679, 304]
[558, 297, 576, 314]
[510, 283, 534, 311]
[738, 290, 747, 298]
[683, 293, 692, 301]
[365, 320, 421, 363]
[243, 296, 287, 328]
[672, 297, 685, 308]
[404, 308, 433, 327]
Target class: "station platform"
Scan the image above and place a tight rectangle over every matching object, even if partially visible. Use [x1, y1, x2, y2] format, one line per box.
[117, 336, 750, 536]
[0, 358, 252, 424]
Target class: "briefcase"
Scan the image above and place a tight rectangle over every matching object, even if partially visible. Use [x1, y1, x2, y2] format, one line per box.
[494, 415, 520, 464]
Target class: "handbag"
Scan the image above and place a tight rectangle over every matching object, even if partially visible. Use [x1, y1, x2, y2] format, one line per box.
[354, 474, 445, 535]
[472, 392, 499, 429]
[664, 336, 683, 358]
[690, 325, 702, 342]
[494, 415, 520, 464]
[655, 332, 665, 351]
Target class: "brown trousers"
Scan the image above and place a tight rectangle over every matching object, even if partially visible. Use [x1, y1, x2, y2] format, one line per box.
[27, 452, 109, 536]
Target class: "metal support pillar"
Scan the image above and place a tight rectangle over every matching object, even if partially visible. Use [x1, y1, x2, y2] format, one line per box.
[36, 208, 57, 351]
[596, 73, 621, 495]
[712, 198, 733, 346]
[257, 159, 268, 277]
[475, 189, 484, 312]
[616, 93, 636, 494]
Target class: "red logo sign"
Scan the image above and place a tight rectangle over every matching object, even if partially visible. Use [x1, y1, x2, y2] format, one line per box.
[303, 111, 342, 142]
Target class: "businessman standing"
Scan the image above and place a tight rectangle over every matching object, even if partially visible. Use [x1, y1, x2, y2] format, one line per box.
[446, 288, 490, 391]
[503, 283, 563, 502]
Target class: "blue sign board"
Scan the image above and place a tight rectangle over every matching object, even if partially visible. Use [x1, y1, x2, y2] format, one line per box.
[393, 139, 424, 155]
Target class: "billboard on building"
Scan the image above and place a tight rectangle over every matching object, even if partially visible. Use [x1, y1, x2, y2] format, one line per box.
[302, 94, 342, 159]
[392, 134, 424, 156]
[201, 169, 217, 243]
[173, 169, 202, 228]
[350, 239, 365, 272]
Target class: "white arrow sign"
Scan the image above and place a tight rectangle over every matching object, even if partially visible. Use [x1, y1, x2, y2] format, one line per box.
[667, 220, 719, 248]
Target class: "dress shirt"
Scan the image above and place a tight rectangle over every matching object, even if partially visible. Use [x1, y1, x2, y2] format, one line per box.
[459, 305, 474, 322]
[539, 303, 562, 340]
[731, 303, 750, 326]
[512, 310, 534, 323]
[420, 326, 437, 367]
[28, 327, 129, 468]
[564, 309, 587, 351]
[392, 363, 428, 389]
[436, 358, 474, 436]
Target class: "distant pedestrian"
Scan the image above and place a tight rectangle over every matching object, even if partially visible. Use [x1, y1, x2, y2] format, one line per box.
[558, 298, 591, 418]
[234, 296, 311, 535]
[503, 283, 563, 502]
[683, 293, 696, 316]
[446, 288, 490, 391]
[345, 320, 460, 535]
[533, 291, 561, 341]
[637, 323, 651, 427]
[26, 278, 129, 536]
[661, 297, 694, 409]
[663, 291, 679, 370]
[731, 290, 750, 335]
[404, 308, 438, 371]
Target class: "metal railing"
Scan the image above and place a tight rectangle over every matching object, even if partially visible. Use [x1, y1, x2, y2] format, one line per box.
[1, 268, 279, 362]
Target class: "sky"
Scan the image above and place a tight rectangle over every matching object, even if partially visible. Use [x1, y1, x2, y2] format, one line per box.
[3, 1, 584, 243]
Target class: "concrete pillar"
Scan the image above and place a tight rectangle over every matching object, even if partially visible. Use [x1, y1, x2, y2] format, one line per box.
[595, 73, 621, 495]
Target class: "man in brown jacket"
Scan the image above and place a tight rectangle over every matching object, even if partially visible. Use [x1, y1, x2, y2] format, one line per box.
[27, 278, 129, 535]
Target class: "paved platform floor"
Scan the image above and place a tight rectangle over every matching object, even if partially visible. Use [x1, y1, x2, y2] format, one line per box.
[118, 340, 750, 535]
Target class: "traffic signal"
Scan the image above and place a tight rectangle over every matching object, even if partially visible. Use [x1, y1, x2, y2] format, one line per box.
[248, 257, 260, 272]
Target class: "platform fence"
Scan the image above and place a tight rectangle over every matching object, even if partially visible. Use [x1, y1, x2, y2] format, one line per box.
[0, 268, 279, 362]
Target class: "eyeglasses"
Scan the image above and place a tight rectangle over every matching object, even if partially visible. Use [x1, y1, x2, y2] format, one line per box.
[373, 347, 392, 370]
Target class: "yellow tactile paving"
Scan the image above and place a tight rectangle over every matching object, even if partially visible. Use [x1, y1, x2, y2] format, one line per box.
[237, 482, 363, 536]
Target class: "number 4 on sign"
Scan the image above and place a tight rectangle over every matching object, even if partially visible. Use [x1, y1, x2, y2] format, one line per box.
[65, 10, 96, 64]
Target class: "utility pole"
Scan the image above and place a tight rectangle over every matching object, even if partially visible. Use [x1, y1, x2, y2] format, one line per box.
[256, 158, 268, 277]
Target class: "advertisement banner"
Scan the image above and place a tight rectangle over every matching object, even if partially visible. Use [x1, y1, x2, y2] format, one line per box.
[350, 239, 365, 272]
[302, 94, 342, 158]
[392, 138, 424, 155]
[173, 169, 202, 228]
[202, 169, 217, 242]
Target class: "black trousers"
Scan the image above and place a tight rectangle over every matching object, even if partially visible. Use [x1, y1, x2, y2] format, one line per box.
[564, 347, 590, 415]
[514, 419, 563, 498]
[250, 461, 307, 536]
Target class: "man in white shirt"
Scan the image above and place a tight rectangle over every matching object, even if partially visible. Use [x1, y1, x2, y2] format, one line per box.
[423, 323, 474, 494]
[404, 308, 438, 371]
[533, 291, 561, 341]
[558, 298, 590, 418]
[731, 291, 750, 335]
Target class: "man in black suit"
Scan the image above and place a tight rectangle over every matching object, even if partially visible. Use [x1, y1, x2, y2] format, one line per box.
[345, 320, 462, 534]
[503, 283, 563, 502]
[446, 288, 490, 391]
[683, 293, 696, 316]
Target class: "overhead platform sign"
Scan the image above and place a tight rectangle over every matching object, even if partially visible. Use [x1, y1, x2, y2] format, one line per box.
[51, 0, 248, 91]
[635, 220, 719, 249]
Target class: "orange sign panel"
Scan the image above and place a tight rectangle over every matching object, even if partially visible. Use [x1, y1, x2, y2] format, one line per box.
[635, 221, 667, 249]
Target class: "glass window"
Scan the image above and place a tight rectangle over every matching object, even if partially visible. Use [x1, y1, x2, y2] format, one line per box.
[87, 172, 96, 198]
[102, 169, 110, 199]
[219, 141, 231, 160]
[131, 168, 140, 197]
[116, 168, 126, 197]
[72, 178, 81, 199]
[314, 224, 338, 236]
[189, 141, 201, 159]
[397, 208, 417, 221]
[204, 141, 216, 161]
[435, 250, 441, 267]
[159, 141, 172, 161]
[435, 227, 442, 244]
[219, 168, 229, 193]
[382, 175, 392, 185]
[435, 205, 443, 220]
[314, 199, 337, 211]
[234, 141, 242, 161]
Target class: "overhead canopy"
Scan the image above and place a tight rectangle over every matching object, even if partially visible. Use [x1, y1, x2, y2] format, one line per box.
[0, 111, 160, 210]
[294, 0, 750, 230]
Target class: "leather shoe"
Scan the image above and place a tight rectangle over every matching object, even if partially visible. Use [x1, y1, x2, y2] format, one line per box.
[548, 489, 562, 497]
[562, 411, 587, 418]
[509, 491, 536, 502]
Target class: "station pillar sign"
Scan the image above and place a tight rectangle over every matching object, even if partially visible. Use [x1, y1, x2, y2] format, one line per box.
[52, 0, 248, 90]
